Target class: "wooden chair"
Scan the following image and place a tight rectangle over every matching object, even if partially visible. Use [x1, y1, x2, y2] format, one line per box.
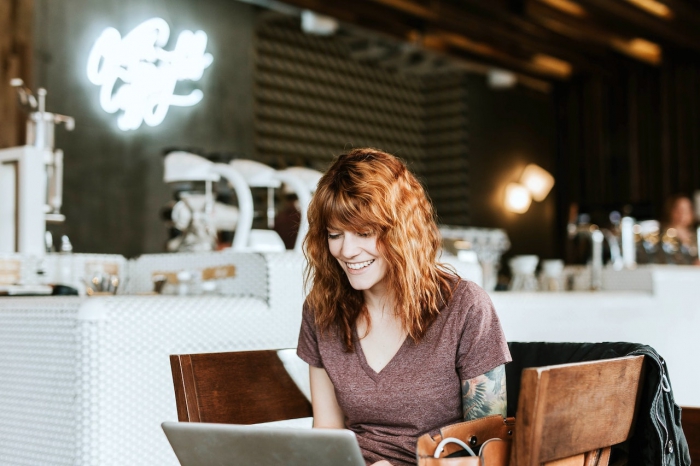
[169, 350, 312, 424]
[681, 406, 700, 464]
[510, 355, 645, 466]
[169, 350, 646, 465]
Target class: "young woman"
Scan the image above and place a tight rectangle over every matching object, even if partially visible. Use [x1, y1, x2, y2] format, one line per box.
[297, 148, 511, 466]
[661, 194, 699, 265]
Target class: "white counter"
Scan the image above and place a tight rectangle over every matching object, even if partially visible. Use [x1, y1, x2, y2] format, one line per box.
[491, 265, 700, 407]
[0, 258, 697, 465]
[0, 252, 306, 466]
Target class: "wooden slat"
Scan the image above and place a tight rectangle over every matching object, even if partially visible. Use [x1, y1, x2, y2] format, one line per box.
[0, 0, 14, 148]
[181, 355, 202, 422]
[169, 355, 187, 421]
[577, 0, 700, 53]
[279, 0, 570, 82]
[682, 406, 700, 464]
[513, 355, 644, 466]
[170, 354, 202, 422]
[169, 350, 313, 425]
[0, 0, 33, 149]
[365, 0, 438, 20]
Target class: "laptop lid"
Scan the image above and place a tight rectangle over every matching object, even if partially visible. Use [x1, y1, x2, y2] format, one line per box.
[161, 421, 366, 466]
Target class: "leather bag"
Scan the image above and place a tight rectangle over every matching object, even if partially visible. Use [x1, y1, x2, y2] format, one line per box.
[416, 415, 515, 466]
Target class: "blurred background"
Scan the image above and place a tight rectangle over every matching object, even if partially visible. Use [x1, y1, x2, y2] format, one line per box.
[1, 0, 699, 268]
[2, 3, 700, 464]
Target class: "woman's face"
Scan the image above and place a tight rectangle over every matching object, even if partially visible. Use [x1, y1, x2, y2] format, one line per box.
[671, 197, 694, 228]
[327, 229, 388, 296]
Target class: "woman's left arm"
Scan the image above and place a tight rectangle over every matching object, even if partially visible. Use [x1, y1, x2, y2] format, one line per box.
[461, 364, 507, 421]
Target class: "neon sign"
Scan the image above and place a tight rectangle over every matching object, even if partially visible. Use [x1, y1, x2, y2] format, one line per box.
[86, 18, 213, 131]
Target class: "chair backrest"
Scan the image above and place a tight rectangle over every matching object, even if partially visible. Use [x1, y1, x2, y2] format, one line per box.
[511, 355, 645, 466]
[682, 406, 700, 464]
[170, 350, 312, 424]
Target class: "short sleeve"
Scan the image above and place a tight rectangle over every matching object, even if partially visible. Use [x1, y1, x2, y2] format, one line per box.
[456, 282, 512, 381]
[297, 301, 324, 368]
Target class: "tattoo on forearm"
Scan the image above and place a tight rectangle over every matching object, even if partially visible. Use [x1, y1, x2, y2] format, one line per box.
[461, 364, 507, 420]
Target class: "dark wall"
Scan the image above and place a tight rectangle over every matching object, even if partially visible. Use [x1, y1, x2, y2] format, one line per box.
[466, 75, 558, 262]
[252, 14, 472, 225]
[555, 52, 700, 233]
[31, 0, 559, 260]
[33, 0, 259, 256]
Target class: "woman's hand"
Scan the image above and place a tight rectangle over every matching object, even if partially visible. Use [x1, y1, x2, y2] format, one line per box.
[370, 461, 393, 466]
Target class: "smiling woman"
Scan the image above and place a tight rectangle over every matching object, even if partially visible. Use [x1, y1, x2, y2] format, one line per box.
[297, 148, 512, 466]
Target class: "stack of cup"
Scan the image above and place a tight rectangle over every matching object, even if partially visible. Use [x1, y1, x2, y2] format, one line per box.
[508, 255, 539, 291]
[539, 259, 565, 292]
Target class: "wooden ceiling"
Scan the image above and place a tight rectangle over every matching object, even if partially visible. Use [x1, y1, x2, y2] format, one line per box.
[274, 0, 700, 86]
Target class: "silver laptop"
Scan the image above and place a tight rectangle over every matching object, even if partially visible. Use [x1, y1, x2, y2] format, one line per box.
[161, 421, 365, 466]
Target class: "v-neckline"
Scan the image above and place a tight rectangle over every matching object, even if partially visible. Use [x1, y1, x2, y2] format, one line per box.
[354, 327, 410, 382]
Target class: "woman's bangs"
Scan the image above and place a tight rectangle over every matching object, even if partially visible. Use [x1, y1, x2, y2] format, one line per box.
[322, 189, 381, 233]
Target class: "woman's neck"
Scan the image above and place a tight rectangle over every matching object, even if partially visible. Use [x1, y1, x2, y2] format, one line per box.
[357, 289, 404, 343]
[362, 283, 391, 315]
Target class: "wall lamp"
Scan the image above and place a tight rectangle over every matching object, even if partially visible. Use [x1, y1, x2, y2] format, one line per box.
[505, 183, 532, 214]
[505, 164, 554, 213]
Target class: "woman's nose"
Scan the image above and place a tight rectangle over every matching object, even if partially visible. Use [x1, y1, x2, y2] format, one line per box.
[340, 233, 361, 258]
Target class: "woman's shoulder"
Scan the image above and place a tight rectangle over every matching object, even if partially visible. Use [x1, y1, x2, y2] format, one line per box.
[450, 278, 491, 305]
[301, 299, 317, 326]
[427, 279, 496, 340]
[440, 279, 495, 323]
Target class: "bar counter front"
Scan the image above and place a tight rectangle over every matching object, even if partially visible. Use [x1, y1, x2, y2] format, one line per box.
[0, 252, 698, 465]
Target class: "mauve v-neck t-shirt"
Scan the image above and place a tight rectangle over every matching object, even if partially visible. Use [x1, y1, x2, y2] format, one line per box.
[296, 279, 511, 466]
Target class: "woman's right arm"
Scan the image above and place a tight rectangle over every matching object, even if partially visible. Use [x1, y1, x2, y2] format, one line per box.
[310, 368, 391, 466]
[309, 366, 345, 429]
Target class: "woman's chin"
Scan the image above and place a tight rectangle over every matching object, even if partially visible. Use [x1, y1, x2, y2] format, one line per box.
[346, 278, 373, 291]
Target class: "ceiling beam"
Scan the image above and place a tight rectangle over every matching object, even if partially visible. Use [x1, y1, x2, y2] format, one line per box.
[576, 0, 700, 53]
[423, 31, 572, 80]
[277, 0, 700, 81]
[279, 0, 577, 82]
[440, 1, 605, 53]
[363, 0, 439, 20]
[375, 0, 610, 68]
[662, 0, 700, 30]
[525, 0, 660, 67]
[361, 0, 626, 77]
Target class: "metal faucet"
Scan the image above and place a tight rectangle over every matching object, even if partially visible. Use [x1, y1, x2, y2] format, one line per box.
[590, 229, 623, 290]
[601, 229, 623, 270]
[568, 223, 622, 290]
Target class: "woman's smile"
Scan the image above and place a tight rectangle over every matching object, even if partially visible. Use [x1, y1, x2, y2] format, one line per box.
[346, 259, 375, 271]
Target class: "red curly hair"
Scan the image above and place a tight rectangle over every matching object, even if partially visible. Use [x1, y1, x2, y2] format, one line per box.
[303, 148, 456, 352]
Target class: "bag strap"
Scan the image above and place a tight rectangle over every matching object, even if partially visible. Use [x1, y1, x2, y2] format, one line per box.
[434, 438, 477, 458]
[440, 415, 514, 454]
[416, 415, 515, 459]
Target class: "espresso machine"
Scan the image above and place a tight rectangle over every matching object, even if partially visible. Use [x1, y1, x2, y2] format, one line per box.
[162, 151, 239, 252]
[162, 152, 289, 252]
[0, 79, 74, 256]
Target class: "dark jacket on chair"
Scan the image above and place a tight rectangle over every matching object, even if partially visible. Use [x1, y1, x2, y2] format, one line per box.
[506, 342, 690, 466]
